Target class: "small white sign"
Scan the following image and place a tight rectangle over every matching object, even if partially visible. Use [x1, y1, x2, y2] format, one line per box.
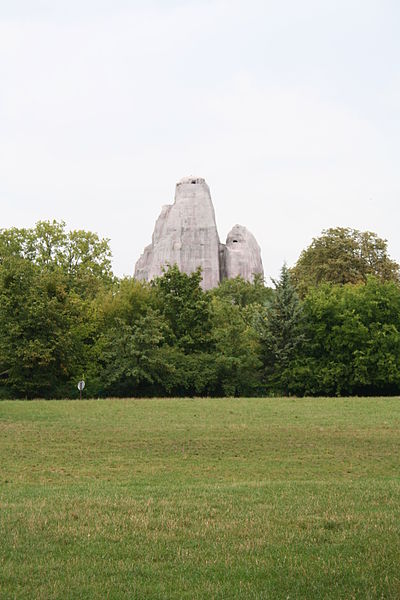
[77, 380, 85, 391]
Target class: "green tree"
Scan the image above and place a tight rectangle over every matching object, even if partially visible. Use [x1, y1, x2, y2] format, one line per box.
[97, 277, 155, 329]
[0, 220, 113, 297]
[211, 296, 262, 396]
[259, 264, 305, 394]
[289, 278, 400, 396]
[153, 265, 213, 353]
[292, 227, 400, 296]
[0, 256, 92, 398]
[212, 274, 273, 308]
[156, 347, 220, 397]
[0, 221, 113, 398]
[89, 277, 168, 396]
[94, 309, 171, 397]
[149, 265, 220, 395]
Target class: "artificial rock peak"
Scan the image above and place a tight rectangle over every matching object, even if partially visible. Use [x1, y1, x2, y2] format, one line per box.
[134, 176, 264, 290]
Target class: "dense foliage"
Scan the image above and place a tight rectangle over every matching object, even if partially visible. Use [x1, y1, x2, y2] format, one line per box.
[291, 227, 400, 297]
[2, 221, 400, 398]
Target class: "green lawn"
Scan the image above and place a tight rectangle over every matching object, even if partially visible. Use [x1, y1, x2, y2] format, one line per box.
[1, 397, 400, 599]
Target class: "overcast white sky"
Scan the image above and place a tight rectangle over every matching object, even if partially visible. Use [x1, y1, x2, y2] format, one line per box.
[1, 0, 399, 280]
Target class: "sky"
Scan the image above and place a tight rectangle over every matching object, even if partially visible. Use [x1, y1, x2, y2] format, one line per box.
[1, 0, 399, 281]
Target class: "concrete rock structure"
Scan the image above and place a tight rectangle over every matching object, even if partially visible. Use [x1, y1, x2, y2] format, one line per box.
[135, 176, 264, 290]
[224, 225, 264, 281]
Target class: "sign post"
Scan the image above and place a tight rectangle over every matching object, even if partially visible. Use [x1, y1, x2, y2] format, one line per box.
[77, 380, 85, 400]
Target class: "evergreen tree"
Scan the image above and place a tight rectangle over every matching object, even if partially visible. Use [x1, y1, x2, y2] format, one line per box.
[260, 264, 305, 393]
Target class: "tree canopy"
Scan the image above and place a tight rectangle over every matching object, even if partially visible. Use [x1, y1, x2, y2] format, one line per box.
[2, 221, 400, 398]
[0, 220, 113, 296]
[291, 227, 400, 296]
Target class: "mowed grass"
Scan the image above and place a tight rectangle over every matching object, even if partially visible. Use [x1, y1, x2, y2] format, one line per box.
[1, 398, 400, 599]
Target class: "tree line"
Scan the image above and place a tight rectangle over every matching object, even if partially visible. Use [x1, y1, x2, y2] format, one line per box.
[1, 221, 400, 398]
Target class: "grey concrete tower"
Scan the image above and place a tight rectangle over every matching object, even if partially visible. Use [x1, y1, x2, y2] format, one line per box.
[134, 176, 264, 290]
[134, 176, 221, 290]
[224, 225, 264, 282]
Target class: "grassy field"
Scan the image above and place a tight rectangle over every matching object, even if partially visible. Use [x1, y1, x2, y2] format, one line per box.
[1, 397, 400, 599]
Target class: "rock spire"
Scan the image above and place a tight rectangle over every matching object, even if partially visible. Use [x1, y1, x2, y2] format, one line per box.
[224, 225, 264, 281]
[134, 177, 263, 289]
